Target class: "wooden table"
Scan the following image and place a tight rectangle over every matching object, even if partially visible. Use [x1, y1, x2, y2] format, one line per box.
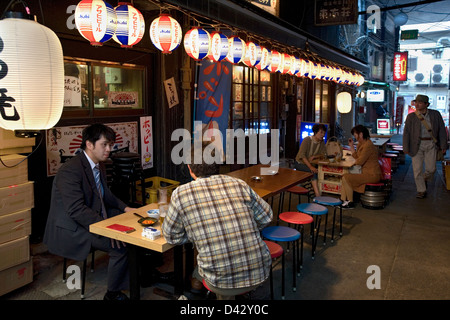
[90, 203, 189, 300]
[226, 164, 313, 199]
[315, 153, 356, 195]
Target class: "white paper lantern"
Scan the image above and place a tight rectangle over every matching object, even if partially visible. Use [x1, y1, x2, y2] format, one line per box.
[113, 2, 145, 48]
[75, 0, 117, 46]
[309, 61, 320, 79]
[0, 16, 64, 131]
[207, 31, 228, 62]
[337, 92, 352, 113]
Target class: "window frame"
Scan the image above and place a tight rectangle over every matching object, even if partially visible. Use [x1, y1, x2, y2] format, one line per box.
[62, 57, 146, 119]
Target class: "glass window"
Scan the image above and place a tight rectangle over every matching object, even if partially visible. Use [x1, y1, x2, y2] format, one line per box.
[63, 58, 145, 117]
[230, 65, 273, 135]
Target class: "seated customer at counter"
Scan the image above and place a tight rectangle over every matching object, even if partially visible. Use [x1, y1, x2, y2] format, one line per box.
[44, 123, 132, 300]
[340, 125, 381, 209]
[294, 123, 327, 197]
[161, 146, 273, 300]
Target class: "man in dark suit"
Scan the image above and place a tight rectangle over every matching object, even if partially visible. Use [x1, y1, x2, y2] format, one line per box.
[44, 123, 132, 300]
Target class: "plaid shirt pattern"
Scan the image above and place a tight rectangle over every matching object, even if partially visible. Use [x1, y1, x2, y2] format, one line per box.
[162, 174, 273, 289]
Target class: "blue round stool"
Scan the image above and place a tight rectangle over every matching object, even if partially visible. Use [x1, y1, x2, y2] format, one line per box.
[313, 196, 343, 243]
[296, 203, 328, 259]
[261, 226, 300, 299]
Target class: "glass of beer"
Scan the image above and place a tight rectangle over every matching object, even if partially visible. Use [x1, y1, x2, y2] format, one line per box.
[159, 204, 168, 225]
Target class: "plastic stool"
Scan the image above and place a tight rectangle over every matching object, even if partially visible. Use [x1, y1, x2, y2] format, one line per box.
[286, 185, 311, 210]
[262, 226, 300, 299]
[296, 203, 328, 259]
[313, 196, 343, 242]
[62, 250, 96, 299]
[264, 240, 284, 299]
[279, 212, 313, 273]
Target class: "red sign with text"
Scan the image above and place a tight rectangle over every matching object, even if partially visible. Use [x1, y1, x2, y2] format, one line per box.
[393, 52, 408, 81]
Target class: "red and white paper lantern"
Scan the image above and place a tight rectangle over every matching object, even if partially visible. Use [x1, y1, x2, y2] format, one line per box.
[149, 14, 182, 54]
[242, 42, 261, 67]
[75, 0, 117, 46]
[184, 27, 210, 61]
[269, 50, 281, 73]
[113, 2, 145, 48]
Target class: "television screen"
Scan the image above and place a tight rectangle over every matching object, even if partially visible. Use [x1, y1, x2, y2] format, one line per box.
[298, 121, 328, 146]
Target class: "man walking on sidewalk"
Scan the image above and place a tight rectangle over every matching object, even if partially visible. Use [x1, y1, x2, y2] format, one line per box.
[403, 94, 448, 198]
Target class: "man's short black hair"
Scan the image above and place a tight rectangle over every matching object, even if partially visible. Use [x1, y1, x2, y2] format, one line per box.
[80, 123, 116, 150]
[188, 143, 220, 178]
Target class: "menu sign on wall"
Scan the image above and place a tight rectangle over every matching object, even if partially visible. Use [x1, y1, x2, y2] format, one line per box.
[314, 0, 358, 26]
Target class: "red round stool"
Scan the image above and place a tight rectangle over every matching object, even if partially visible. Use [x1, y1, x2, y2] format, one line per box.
[264, 240, 284, 299]
[284, 185, 311, 213]
[279, 211, 313, 273]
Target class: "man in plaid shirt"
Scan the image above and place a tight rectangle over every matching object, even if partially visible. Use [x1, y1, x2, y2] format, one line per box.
[162, 150, 273, 299]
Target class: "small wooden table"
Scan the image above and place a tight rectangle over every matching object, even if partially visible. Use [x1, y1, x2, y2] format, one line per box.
[226, 164, 313, 199]
[90, 203, 188, 300]
[314, 154, 356, 195]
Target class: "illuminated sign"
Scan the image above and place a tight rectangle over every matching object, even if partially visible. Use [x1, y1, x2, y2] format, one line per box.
[393, 52, 408, 81]
[377, 119, 390, 134]
[367, 90, 385, 102]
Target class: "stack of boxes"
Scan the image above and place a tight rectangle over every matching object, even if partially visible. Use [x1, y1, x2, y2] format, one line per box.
[0, 129, 35, 296]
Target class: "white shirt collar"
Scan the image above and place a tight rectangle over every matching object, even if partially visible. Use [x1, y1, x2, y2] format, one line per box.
[83, 150, 97, 170]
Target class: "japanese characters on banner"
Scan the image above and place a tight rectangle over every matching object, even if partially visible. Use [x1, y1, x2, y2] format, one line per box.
[140, 116, 154, 169]
[163, 77, 179, 108]
[46, 122, 138, 176]
[195, 59, 232, 158]
[393, 52, 408, 81]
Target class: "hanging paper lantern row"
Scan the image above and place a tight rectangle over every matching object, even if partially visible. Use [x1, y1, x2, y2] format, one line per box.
[226, 36, 246, 64]
[208, 31, 228, 62]
[242, 42, 261, 67]
[75, 0, 117, 46]
[256, 47, 271, 71]
[184, 27, 211, 61]
[113, 3, 145, 48]
[149, 14, 182, 54]
[281, 54, 292, 74]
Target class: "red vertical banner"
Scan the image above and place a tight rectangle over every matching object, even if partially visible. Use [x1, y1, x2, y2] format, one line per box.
[393, 52, 408, 81]
[395, 96, 405, 126]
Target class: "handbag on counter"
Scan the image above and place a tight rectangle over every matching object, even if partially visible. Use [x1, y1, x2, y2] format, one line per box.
[415, 111, 444, 162]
